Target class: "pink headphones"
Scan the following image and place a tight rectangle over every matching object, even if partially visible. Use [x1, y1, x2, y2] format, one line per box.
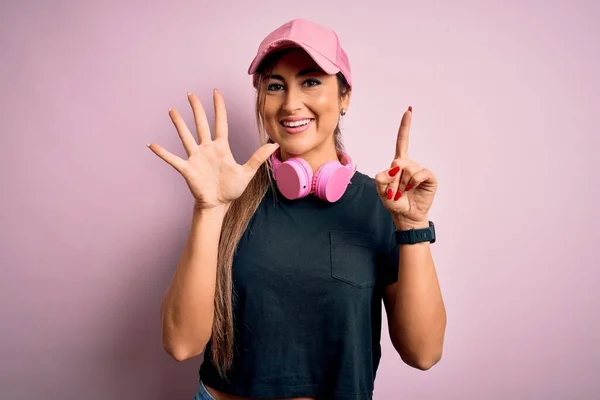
[270, 148, 357, 202]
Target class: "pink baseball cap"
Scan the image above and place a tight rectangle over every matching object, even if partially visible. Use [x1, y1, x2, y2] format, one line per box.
[247, 18, 352, 88]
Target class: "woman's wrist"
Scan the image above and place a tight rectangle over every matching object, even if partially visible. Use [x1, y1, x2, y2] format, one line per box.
[194, 202, 230, 219]
[392, 214, 430, 231]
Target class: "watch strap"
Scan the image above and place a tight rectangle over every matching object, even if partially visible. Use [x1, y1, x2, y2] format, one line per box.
[395, 221, 436, 245]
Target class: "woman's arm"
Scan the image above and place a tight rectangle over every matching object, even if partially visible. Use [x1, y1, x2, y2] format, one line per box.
[149, 91, 279, 362]
[383, 217, 446, 370]
[160, 204, 228, 361]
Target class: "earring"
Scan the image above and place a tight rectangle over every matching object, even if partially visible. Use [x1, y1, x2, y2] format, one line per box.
[340, 108, 346, 116]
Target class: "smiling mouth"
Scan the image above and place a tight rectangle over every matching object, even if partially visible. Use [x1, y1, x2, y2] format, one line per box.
[280, 118, 314, 128]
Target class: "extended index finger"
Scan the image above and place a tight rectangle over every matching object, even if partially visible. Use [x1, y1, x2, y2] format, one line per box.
[395, 106, 412, 159]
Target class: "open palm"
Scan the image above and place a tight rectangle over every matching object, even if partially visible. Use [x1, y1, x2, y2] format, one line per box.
[147, 90, 279, 210]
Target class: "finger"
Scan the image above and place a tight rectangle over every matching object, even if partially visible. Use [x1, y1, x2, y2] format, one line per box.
[384, 178, 402, 202]
[213, 89, 229, 141]
[398, 164, 423, 193]
[188, 92, 212, 144]
[395, 106, 412, 159]
[147, 143, 186, 172]
[391, 164, 416, 201]
[375, 163, 404, 198]
[375, 158, 418, 195]
[243, 142, 280, 174]
[169, 108, 196, 157]
[406, 168, 436, 192]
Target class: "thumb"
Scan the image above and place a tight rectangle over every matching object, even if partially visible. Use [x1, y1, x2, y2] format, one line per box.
[374, 166, 399, 197]
[244, 142, 280, 174]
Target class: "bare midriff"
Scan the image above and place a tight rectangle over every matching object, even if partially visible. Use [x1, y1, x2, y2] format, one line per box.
[205, 384, 317, 400]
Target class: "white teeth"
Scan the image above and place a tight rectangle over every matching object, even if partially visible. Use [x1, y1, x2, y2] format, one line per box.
[282, 119, 311, 127]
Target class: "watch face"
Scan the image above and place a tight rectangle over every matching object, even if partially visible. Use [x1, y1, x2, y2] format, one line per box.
[428, 222, 436, 243]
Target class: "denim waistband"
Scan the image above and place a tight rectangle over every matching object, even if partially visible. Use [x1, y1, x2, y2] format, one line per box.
[193, 381, 216, 400]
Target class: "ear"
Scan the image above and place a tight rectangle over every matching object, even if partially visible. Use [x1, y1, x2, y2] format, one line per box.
[340, 89, 352, 113]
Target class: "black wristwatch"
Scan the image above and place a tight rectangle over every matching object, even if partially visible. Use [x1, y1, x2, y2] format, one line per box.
[395, 221, 436, 245]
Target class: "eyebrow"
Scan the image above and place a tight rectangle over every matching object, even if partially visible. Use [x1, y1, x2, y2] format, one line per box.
[269, 67, 322, 81]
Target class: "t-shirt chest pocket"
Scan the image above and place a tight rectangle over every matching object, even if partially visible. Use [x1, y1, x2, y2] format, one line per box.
[329, 230, 378, 288]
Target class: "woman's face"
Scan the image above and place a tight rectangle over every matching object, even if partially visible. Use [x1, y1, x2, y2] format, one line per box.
[261, 49, 350, 160]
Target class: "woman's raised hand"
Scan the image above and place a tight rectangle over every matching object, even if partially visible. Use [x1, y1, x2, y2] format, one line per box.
[375, 107, 438, 229]
[148, 90, 279, 210]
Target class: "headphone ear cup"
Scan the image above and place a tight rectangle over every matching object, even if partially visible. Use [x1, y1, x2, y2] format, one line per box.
[275, 157, 313, 200]
[314, 161, 353, 202]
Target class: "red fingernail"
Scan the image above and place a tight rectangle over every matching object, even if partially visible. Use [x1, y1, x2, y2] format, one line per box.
[394, 191, 402, 201]
[388, 166, 400, 177]
[405, 184, 412, 191]
[408, 106, 413, 112]
[386, 188, 393, 200]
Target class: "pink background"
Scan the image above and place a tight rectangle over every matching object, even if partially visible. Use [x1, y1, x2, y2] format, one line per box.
[1, 0, 599, 399]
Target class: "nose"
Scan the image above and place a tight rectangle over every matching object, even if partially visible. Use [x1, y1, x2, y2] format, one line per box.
[282, 85, 303, 114]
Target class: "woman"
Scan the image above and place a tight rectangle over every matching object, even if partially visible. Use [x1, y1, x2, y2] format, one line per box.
[148, 18, 446, 400]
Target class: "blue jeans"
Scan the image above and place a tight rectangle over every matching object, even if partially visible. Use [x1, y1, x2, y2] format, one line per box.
[193, 381, 216, 400]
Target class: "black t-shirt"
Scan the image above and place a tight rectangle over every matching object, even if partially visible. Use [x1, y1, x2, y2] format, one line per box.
[200, 171, 400, 399]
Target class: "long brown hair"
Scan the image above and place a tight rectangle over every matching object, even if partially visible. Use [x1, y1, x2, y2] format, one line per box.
[210, 49, 351, 377]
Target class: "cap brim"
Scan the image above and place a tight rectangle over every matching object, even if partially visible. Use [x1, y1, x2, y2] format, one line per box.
[248, 39, 340, 79]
